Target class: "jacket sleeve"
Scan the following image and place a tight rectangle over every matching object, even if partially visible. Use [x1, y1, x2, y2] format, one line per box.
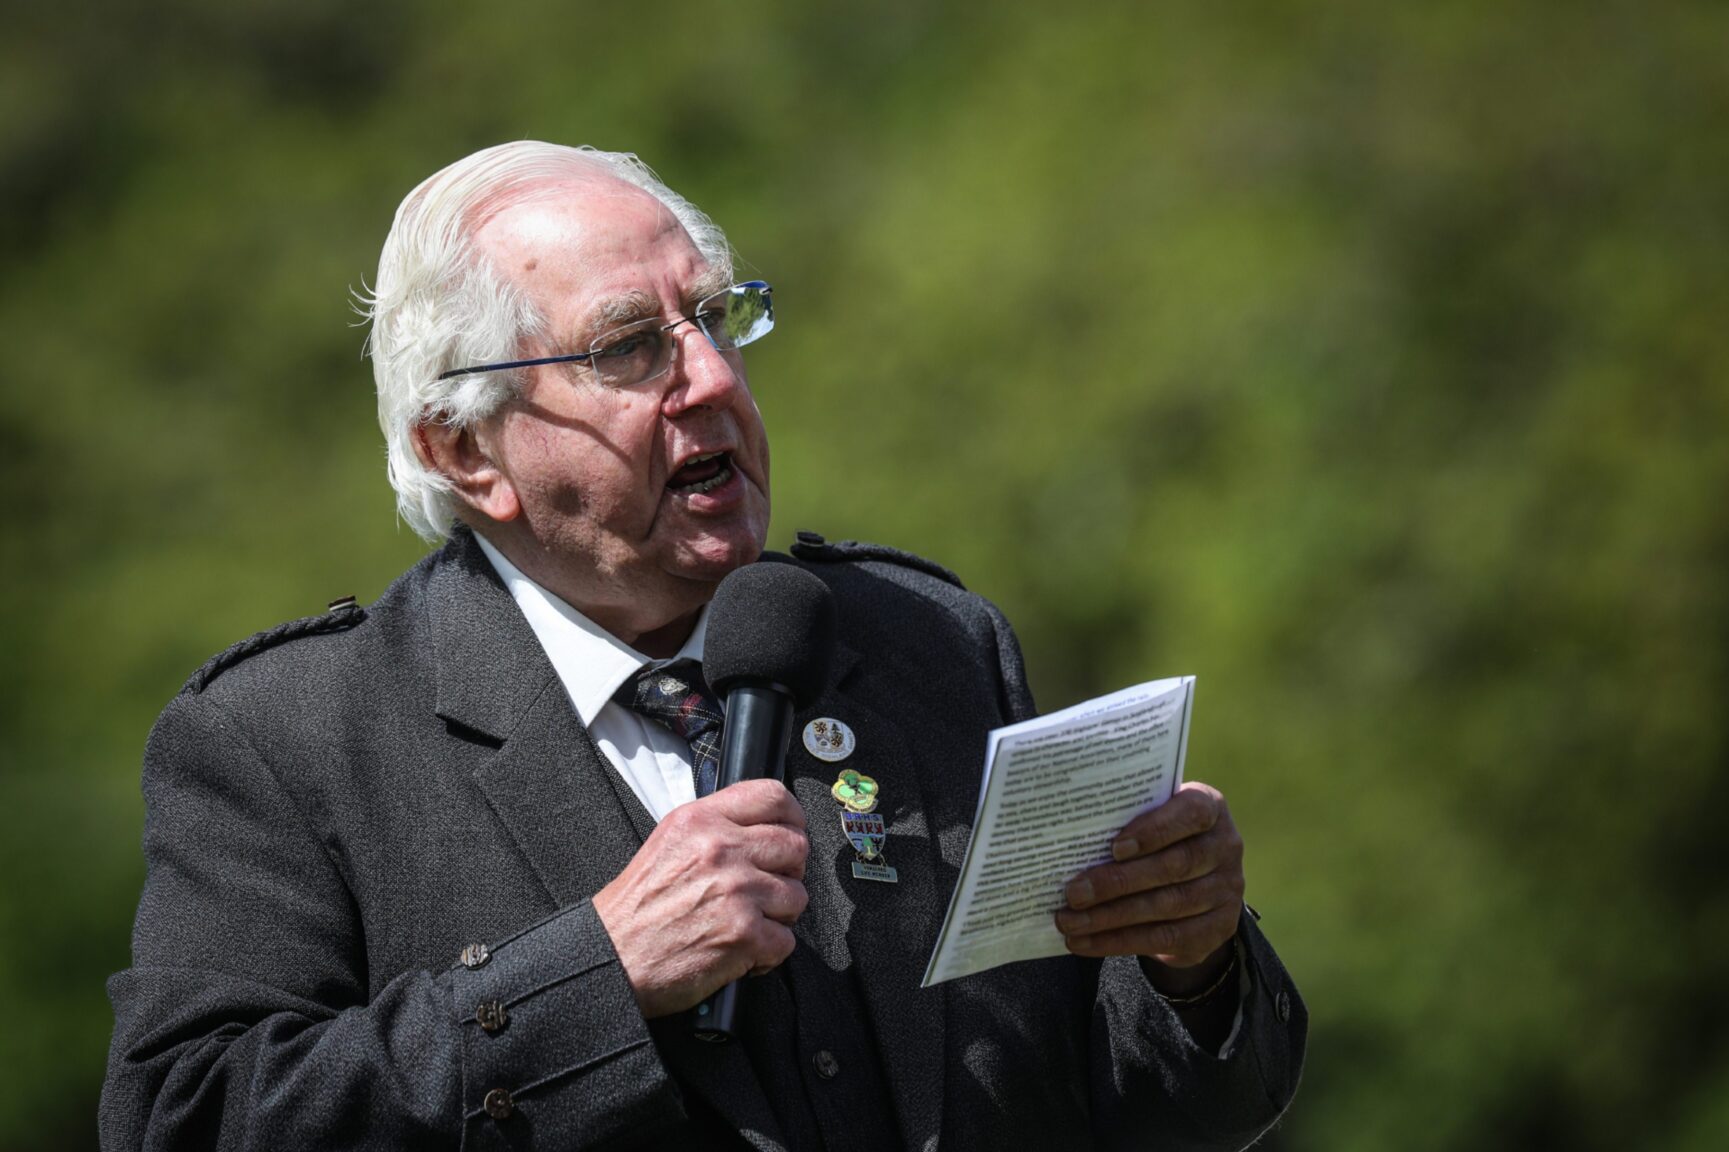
[101, 690, 682, 1151]
[1088, 911, 1307, 1151]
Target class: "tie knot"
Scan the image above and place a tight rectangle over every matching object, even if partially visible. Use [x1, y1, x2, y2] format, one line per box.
[615, 659, 724, 796]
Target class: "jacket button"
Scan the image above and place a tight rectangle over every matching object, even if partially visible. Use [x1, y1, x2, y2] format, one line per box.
[1275, 990, 1292, 1023]
[483, 1087, 514, 1120]
[813, 1050, 840, 1079]
[476, 1000, 509, 1033]
[460, 943, 491, 970]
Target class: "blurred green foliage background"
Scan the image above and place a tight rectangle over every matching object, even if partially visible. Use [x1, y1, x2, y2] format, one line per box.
[4, 1, 1727, 1148]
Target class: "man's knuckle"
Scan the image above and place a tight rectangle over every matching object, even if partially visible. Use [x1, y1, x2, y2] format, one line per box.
[1098, 862, 1131, 901]
[766, 923, 796, 964]
[771, 828, 809, 875]
[715, 901, 755, 947]
[1091, 896, 1136, 934]
[1166, 839, 1196, 882]
[693, 837, 728, 870]
[1132, 804, 1166, 834]
[1163, 880, 1199, 917]
[1137, 889, 1174, 924]
[1147, 921, 1180, 956]
[1195, 910, 1234, 949]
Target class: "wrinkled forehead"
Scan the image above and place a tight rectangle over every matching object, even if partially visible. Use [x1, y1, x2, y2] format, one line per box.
[470, 174, 724, 334]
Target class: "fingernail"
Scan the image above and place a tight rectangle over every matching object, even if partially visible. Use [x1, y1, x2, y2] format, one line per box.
[1058, 908, 1091, 932]
[1066, 934, 1093, 953]
[1067, 878, 1094, 908]
[1112, 837, 1139, 861]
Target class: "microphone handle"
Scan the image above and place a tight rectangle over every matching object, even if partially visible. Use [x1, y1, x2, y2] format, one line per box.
[689, 683, 796, 1042]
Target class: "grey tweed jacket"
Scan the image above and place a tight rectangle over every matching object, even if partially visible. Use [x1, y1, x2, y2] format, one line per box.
[102, 528, 1306, 1151]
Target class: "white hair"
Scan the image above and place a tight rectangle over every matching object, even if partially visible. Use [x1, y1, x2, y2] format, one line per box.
[358, 141, 733, 541]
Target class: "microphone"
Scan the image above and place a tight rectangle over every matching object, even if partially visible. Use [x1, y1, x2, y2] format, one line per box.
[689, 562, 837, 1042]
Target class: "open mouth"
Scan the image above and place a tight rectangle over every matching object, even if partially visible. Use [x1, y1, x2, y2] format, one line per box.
[667, 450, 734, 495]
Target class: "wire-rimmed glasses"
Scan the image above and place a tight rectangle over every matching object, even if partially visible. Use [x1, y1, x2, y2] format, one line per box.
[435, 280, 774, 389]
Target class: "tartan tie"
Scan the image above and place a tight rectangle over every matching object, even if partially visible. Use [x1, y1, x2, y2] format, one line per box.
[615, 659, 725, 797]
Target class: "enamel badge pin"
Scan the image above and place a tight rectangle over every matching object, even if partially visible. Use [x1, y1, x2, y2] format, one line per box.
[834, 770, 897, 882]
[804, 717, 856, 762]
[830, 768, 878, 813]
[842, 811, 887, 860]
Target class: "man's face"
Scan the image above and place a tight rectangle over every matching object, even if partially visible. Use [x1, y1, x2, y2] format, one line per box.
[466, 177, 771, 632]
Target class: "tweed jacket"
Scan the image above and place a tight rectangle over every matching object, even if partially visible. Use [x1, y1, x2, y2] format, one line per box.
[102, 528, 1306, 1150]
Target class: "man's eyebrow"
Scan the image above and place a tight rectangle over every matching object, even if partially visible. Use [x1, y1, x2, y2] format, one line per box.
[580, 267, 734, 340]
[686, 265, 732, 304]
[588, 289, 660, 335]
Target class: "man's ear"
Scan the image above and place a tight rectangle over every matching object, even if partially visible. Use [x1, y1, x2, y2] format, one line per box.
[412, 416, 521, 523]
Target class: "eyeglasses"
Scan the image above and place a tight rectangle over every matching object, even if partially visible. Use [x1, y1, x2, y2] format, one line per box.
[436, 280, 774, 389]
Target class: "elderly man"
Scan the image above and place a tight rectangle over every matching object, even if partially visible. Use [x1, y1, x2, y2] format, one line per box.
[103, 142, 1305, 1150]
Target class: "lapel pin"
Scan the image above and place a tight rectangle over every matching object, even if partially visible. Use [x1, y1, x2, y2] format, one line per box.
[830, 768, 879, 813]
[843, 811, 887, 860]
[841, 810, 898, 883]
[804, 717, 857, 763]
[833, 770, 897, 882]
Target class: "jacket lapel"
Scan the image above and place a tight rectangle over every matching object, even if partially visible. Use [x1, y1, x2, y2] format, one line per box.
[428, 529, 648, 902]
[786, 642, 953, 1151]
[426, 530, 785, 1148]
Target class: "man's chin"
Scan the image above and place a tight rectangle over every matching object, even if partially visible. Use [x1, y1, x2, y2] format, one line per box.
[663, 527, 768, 588]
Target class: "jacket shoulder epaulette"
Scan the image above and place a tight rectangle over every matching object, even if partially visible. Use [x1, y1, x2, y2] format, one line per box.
[180, 598, 367, 696]
[788, 531, 965, 590]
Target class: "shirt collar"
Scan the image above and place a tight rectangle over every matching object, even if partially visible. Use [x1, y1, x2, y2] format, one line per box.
[473, 532, 708, 727]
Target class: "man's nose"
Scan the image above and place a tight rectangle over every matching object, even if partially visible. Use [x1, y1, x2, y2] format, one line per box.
[662, 322, 745, 414]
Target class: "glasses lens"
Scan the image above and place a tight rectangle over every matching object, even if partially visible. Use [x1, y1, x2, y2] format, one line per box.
[702, 283, 774, 351]
[582, 283, 774, 388]
[587, 319, 672, 388]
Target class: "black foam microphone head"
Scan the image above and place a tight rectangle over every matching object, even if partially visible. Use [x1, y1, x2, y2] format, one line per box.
[704, 563, 838, 709]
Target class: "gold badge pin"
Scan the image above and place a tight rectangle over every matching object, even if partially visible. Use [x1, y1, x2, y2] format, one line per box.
[830, 768, 879, 814]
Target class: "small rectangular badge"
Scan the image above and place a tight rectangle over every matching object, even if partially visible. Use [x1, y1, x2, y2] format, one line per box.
[851, 860, 899, 883]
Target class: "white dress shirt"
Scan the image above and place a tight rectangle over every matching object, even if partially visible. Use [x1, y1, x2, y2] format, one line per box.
[474, 534, 705, 823]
